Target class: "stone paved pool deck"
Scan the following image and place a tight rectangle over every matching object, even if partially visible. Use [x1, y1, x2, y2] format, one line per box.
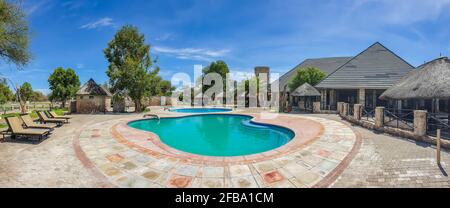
[1, 109, 449, 187]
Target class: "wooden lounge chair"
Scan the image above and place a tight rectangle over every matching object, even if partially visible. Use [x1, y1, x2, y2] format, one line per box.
[5, 117, 50, 141]
[37, 111, 66, 125]
[47, 111, 71, 122]
[21, 114, 57, 130]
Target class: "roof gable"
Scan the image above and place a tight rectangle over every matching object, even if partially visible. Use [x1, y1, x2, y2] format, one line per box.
[77, 78, 112, 96]
[316, 42, 414, 89]
[291, 83, 321, 97]
[276, 57, 352, 91]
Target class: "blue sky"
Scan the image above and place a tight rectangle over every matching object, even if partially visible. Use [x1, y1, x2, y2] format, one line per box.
[1, 0, 450, 94]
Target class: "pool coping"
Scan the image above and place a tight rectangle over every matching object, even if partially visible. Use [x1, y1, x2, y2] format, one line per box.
[73, 111, 362, 188]
[112, 112, 326, 166]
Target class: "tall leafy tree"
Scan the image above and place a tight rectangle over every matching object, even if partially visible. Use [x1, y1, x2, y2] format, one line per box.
[0, 78, 13, 105]
[288, 67, 326, 92]
[48, 67, 80, 108]
[201, 60, 229, 93]
[18, 82, 33, 101]
[32, 91, 48, 102]
[0, 0, 31, 68]
[159, 80, 175, 96]
[104, 25, 160, 112]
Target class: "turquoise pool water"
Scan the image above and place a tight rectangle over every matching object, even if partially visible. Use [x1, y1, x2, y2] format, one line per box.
[128, 114, 294, 156]
[169, 108, 231, 113]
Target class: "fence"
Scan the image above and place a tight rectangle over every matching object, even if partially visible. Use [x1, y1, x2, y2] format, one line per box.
[384, 108, 414, 131]
[1, 102, 63, 114]
[320, 103, 337, 111]
[427, 113, 450, 140]
[362, 107, 375, 121]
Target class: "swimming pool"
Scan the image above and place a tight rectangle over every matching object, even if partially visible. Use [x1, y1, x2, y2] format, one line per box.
[169, 108, 232, 113]
[128, 114, 294, 156]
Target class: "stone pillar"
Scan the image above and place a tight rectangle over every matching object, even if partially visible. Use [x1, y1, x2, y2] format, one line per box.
[337, 102, 342, 114]
[414, 110, 427, 136]
[354, 104, 362, 120]
[313, 102, 321, 113]
[358, 88, 365, 105]
[375, 107, 385, 128]
[342, 103, 349, 116]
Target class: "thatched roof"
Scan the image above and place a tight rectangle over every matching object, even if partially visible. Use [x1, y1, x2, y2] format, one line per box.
[77, 78, 112, 97]
[380, 57, 450, 100]
[291, 83, 321, 97]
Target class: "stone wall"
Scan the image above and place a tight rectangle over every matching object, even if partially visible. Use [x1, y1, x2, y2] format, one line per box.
[76, 95, 109, 114]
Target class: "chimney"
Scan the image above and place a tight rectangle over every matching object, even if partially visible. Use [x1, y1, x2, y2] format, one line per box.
[254, 66, 270, 78]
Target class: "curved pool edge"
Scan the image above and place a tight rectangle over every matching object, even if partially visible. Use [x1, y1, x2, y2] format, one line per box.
[126, 113, 296, 157]
[169, 107, 233, 113]
[75, 113, 360, 187]
[114, 112, 324, 166]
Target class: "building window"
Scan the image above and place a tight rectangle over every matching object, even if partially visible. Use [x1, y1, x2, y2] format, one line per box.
[89, 96, 94, 99]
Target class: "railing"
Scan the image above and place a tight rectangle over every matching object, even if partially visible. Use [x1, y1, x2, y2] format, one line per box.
[320, 104, 337, 111]
[427, 113, 450, 140]
[1, 102, 63, 114]
[362, 107, 375, 121]
[384, 108, 414, 131]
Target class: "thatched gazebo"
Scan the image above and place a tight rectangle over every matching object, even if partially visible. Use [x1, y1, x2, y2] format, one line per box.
[76, 78, 112, 114]
[291, 83, 321, 112]
[380, 57, 450, 113]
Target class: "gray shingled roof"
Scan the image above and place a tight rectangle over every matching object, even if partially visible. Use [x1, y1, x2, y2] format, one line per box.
[316, 42, 414, 89]
[275, 57, 352, 92]
[77, 78, 112, 96]
[291, 83, 321, 97]
[380, 57, 450, 100]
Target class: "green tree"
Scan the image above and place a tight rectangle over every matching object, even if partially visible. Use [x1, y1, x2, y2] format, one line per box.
[0, 78, 13, 105]
[104, 25, 160, 112]
[159, 80, 175, 96]
[32, 91, 48, 102]
[18, 82, 33, 101]
[48, 67, 80, 108]
[0, 0, 31, 68]
[288, 67, 326, 92]
[201, 60, 229, 93]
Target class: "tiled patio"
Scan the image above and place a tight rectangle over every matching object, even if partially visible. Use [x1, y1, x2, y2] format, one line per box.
[74, 111, 360, 188]
[2, 110, 448, 188]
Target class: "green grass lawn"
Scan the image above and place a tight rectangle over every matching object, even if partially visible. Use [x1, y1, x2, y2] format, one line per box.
[1, 111, 38, 119]
[0, 108, 68, 119]
[53, 108, 68, 116]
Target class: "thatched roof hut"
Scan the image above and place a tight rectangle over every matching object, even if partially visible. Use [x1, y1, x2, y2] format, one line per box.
[291, 83, 321, 97]
[77, 78, 112, 96]
[380, 57, 450, 100]
[75, 78, 112, 114]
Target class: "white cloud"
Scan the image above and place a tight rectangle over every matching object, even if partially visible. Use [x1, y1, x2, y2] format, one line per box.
[80, 17, 114, 29]
[153, 46, 230, 61]
[61, 1, 84, 10]
[155, 33, 174, 41]
[24, 0, 52, 16]
[352, 0, 450, 25]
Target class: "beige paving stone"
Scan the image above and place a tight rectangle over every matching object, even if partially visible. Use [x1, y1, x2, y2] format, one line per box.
[230, 176, 259, 188]
[201, 167, 225, 178]
[201, 178, 224, 188]
[229, 165, 252, 177]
